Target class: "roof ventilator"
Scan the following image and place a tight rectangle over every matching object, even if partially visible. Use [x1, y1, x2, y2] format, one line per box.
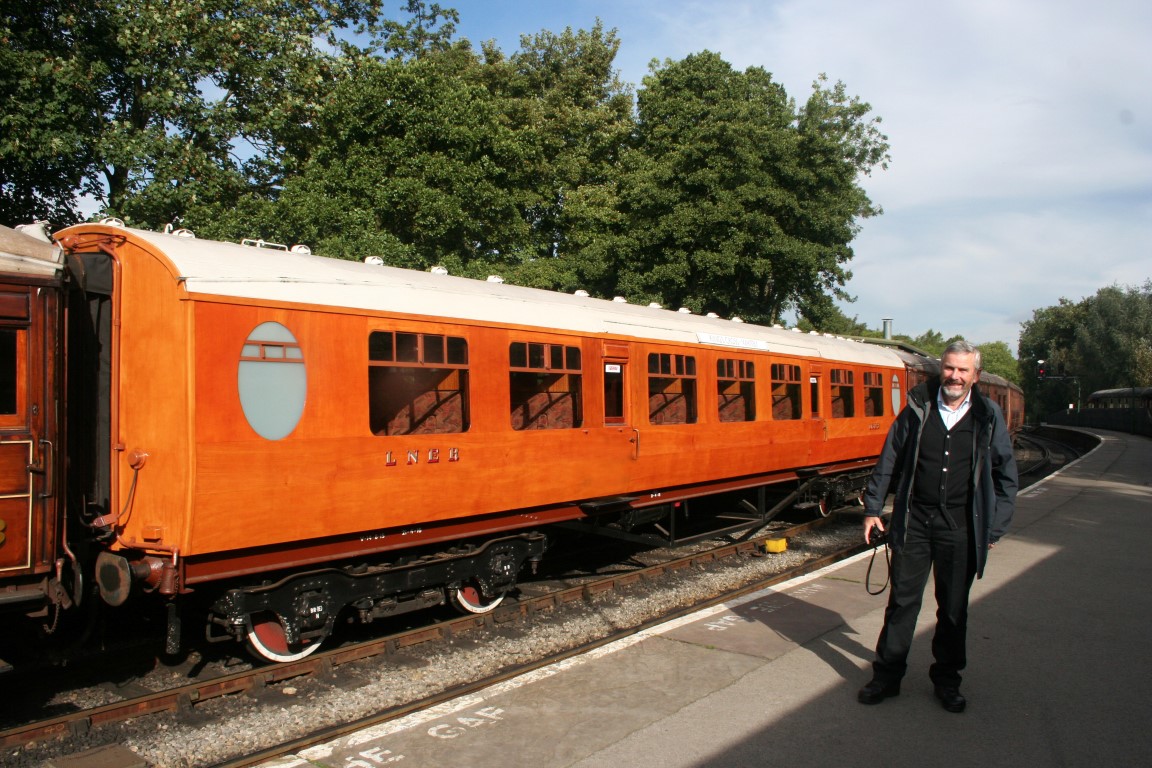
[163, 223, 196, 238]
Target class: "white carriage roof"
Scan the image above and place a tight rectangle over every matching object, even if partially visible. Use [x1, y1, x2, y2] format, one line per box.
[77, 225, 902, 367]
[0, 223, 65, 277]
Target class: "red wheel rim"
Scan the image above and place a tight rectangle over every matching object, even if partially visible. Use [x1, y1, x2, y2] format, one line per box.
[451, 583, 504, 615]
[245, 613, 322, 663]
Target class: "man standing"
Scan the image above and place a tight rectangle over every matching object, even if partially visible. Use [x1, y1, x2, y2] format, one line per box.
[858, 340, 1017, 712]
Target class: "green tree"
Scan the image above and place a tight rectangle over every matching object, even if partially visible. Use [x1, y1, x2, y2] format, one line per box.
[1073, 282, 1152, 389]
[0, 1, 458, 229]
[1014, 285, 1152, 418]
[974, 340, 1019, 385]
[906, 330, 947, 356]
[198, 21, 638, 283]
[787, 76, 888, 320]
[477, 22, 634, 289]
[1133, 339, 1152, 387]
[201, 43, 534, 273]
[793, 295, 874, 336]
[613, 53, 887, 323]
[1, 1, 104, 225]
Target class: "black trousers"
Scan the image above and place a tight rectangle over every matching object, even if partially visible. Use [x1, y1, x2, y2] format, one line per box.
[872, 510, 976, 687]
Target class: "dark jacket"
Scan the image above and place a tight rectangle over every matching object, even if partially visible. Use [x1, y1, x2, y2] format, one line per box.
[863, 379, 1018, 578]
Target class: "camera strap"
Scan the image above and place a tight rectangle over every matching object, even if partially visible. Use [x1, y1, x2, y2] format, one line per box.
[865, 538, 891, 595]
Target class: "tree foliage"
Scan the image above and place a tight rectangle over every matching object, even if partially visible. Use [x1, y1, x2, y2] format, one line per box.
[1, 1, 104, 225]
[1019, 281, 1152, 417]
[481, 24, 634, 267]
[5, 3, 1052, 398]
[903, 330, 947, 357]
[858, 327, 1019, 385]
[613, 54, 887, 323]
[0, 0, 457, 229]
[200, 43, 531, 272]
[793, 297, 874, 336]
[974, 341, 1018, 384]
[3, 3, 892, 327]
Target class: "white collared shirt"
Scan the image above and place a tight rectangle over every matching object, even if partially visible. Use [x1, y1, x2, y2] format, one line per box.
[937, 388, 972, 430]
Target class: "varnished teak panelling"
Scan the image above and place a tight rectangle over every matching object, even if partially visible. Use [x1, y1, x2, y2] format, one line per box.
[107, 235, 194, 555]
[56, 225, 902, 574]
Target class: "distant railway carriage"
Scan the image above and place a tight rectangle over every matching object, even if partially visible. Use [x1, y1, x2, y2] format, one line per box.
[1086, 387, 1152, 412]
[1062, 387, 1152, 437]
[0, 221, 1013, 665]
[984, 372, 1025, 434]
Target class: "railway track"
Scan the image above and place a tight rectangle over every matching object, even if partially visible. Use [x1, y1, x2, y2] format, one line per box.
[1015, 428, 1085, 481]
[2, 515, 863, 765]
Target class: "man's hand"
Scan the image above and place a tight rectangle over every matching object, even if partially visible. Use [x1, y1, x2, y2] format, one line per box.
[863, 516, 885, 545]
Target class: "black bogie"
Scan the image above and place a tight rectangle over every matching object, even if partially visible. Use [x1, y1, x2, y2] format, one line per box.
[209, 532, 547, 649]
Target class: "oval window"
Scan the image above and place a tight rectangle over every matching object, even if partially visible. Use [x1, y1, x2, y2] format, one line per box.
[890, 374, 903, 415]
[238, 322, 306, 440]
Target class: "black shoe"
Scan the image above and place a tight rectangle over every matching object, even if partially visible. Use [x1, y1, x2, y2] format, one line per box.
[857, 679, 901, 705]
[934, 685, 966, 713]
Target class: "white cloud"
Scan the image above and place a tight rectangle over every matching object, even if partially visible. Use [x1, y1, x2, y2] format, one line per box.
[453, 0, 1152, 347]
[630, 0, 1152, 346]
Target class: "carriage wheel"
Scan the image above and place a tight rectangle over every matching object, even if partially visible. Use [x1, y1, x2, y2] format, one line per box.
[245, 612, 324, 663]
[449, 582, 505, 615]
[817, 496, 831, 517]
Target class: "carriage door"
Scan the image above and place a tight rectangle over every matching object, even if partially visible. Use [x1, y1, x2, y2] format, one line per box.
[0, 282, 58, 577]
[602, 342, 639, 460]
[807, 364, 828, 461]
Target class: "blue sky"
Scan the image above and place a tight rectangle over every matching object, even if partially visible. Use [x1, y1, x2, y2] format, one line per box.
[444, 0, 1151, 349]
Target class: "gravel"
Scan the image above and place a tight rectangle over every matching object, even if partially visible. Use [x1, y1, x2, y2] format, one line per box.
[11, 523, 861, 768]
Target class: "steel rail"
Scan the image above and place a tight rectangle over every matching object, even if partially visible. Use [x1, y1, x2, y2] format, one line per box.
[0, 517, 837, 752]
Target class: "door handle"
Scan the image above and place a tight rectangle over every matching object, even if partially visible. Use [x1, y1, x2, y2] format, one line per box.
[29, 439, 54, 498]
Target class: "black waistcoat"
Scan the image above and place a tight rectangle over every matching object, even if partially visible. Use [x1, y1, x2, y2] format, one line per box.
[911, 406, 975, 528]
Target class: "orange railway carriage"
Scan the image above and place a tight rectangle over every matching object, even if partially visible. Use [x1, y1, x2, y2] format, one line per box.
[2, 221, 907, 663]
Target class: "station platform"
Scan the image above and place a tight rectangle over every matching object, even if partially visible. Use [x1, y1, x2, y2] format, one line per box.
[267, 428, 1152, 768]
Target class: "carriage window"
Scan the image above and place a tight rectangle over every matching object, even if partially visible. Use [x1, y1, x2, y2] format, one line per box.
[0, 329, 17, 415]
[717, 358, 755, 422]
[864, 372, 885, 417]
[238, 322, 307, 440]
[510, 341, 583, 430]
[604, 363, 625, 424]
[647, 352, 697, 425]
[830, 368, 855, 418]
[369, 331, 469, 435]
[771, 363, 802, 420]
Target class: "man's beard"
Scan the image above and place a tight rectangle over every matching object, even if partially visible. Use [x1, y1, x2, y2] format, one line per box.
[942, 382, 969, 400]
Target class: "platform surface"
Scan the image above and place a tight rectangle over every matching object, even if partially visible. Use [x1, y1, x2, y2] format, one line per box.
[265, 428, 1152, 768]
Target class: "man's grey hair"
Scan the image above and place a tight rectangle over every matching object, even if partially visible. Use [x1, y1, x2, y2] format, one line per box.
[943, 339, 982, 371]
